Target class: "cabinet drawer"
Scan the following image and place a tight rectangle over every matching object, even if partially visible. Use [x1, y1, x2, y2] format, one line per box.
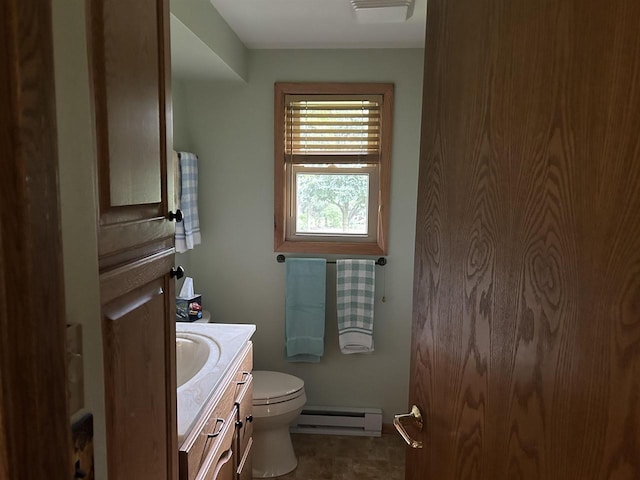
[179, 381, 236, 480]
[232, 343, 253, 399]
[195, 409, 236, 480]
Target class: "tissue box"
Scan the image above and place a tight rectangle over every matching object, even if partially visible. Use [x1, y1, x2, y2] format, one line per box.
[176, 295, 202, 322]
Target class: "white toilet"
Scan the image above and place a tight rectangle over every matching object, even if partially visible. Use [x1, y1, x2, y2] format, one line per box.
[252, 371, 306, 478]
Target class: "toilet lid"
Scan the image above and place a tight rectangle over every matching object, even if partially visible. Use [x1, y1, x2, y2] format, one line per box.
[252, 371, 305, 405]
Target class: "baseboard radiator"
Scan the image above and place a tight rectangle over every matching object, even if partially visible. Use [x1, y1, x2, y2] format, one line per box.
[290, 406, 382, 437]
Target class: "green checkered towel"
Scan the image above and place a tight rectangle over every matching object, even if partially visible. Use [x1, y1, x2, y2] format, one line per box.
[336, 259, 375, 354]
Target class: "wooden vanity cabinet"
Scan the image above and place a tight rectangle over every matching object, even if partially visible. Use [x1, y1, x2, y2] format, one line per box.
[179, 342, 253, 480]
[195, 409, 236, 480]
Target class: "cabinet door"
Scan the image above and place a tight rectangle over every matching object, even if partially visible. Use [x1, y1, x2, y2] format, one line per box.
[235, 375, 253, 480]
[196, 409, 236, 480]
[101, 250, 177, 480]
[88, 0, 174, 269]
[88, 0, 178, 477]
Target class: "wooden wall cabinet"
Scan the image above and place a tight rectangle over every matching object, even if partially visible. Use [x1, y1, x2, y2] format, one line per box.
[100, 251, 177, 479]
[87, 0, 178, 478]
[179, 343, 254, 480]
[89, 0, 174, 271]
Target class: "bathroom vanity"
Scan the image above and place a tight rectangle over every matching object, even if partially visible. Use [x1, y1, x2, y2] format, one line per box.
[176, 323, 256, 480]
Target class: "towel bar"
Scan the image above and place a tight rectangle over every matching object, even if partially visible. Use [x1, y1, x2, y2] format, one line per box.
[275, 254, 386, 266]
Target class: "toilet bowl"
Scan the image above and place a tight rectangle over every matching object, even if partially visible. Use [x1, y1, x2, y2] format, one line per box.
[252, 371, 306, 478]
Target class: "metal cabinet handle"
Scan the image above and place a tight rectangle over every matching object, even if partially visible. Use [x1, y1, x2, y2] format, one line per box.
[393, 405, 424, 449]
[206, 418, 225, 438]
[170, 266, 185, 279]
[168, 209, 183, 222]
[237, 371, 251, 385]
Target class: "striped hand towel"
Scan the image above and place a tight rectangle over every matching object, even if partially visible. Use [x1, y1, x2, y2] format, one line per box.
[175, 152, 201, 253]
[336, 259, 375, 354]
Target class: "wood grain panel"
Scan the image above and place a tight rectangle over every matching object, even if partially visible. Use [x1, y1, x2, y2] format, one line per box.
[409, 0, 640, 478]
[88, 0, 174, 263]
[99, 248, 174, 304]
[103, 0, 161, 206]
[103, 275, 174, 480]
[0, 0, 71, 478]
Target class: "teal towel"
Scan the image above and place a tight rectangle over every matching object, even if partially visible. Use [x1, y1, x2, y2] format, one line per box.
[285, 258, 326, 363]
[336, 259, 375, 354]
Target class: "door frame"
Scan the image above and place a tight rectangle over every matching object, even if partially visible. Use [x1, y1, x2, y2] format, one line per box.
[0, 0, 71, 478]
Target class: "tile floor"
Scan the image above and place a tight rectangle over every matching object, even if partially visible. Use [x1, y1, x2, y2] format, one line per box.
[277, 433, 406, 480]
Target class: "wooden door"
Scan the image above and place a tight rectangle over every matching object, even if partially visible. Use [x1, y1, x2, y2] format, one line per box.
[87, 0, 178, 478]
[0, 0, 71, 478]
[407, 0, 640, 478]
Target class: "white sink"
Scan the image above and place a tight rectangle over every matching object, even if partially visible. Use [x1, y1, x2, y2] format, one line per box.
[176, 332, 221, 389]
[176, 333, 220, 387]
[175, 323, 256, 443]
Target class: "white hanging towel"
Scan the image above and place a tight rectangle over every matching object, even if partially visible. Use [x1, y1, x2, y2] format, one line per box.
[175, 152, 201, 252]
[336, 259, 375, 354]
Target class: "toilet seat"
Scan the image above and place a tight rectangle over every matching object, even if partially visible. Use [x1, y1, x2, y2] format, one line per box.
[253, 371, 305, 406]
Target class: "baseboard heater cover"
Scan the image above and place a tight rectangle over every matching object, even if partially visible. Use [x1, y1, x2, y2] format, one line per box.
[290, 406, 382, 437]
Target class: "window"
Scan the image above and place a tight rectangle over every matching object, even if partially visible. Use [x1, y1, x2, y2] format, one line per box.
[274, 82, 393, 255]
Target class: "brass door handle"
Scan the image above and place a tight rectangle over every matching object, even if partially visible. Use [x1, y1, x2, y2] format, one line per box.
[393, 405, 424, 448]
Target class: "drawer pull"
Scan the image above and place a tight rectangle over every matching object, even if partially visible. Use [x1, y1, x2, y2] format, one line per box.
[246, 415, 253, 423]
[206, 418, 225, 438]
[237, 371, 251, 385]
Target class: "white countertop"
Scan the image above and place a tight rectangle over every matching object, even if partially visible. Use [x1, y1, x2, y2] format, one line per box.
[176, 322, 256, 444]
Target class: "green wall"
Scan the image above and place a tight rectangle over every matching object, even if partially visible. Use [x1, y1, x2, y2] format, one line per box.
[51, 0, 107, 477]
[171, 0, 248, 80]
[173, 79, 195, 281]
[178, 49, 424, 422]
[173, 79, 194, 152]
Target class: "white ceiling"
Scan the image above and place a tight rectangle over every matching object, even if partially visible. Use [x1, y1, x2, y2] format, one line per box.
[209, 0, 427, 49]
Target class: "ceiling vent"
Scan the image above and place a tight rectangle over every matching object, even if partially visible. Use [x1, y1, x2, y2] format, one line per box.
[350, 0, 415, 23]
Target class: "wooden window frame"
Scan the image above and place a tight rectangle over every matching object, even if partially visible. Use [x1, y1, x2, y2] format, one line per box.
[274, 82, 393, 255]
[288, 163, 379, 242]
